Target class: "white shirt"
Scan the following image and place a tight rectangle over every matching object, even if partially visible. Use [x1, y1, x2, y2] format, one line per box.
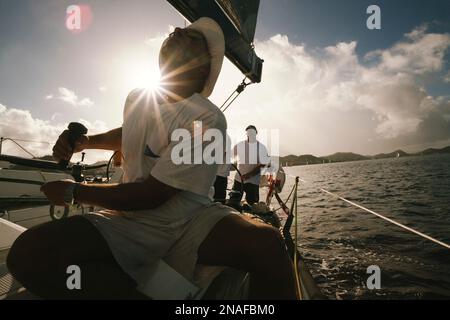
[233, 140, 270, 186]
[121, 89, 227, 208]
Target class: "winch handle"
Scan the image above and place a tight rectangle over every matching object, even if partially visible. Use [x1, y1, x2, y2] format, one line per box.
[59, 122, 88, 169]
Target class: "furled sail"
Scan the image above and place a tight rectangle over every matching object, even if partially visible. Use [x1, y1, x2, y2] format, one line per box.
[215, 0, 259, 44]
[167, 0, 264, 83]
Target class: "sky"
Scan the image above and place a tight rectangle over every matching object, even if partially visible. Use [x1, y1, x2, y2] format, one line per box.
[0, 0, 450, 163]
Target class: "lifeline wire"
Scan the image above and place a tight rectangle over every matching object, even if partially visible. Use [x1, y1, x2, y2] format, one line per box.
[283, 173, 450, 250]
[1, 138, 36, 158]
[320, 188, 450, 250]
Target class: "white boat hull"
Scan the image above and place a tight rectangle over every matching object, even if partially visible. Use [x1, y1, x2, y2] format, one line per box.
[0, 169, 72, 199]
[0, 169, 73, 212]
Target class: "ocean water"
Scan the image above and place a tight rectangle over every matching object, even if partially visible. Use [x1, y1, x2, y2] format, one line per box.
[278, 153, 450, 300]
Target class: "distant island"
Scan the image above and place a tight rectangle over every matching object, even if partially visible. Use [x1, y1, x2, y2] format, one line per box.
[280, 145, 450, 167]
[2, 145, 450, 171]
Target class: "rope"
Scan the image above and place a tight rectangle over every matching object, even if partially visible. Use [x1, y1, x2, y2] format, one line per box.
[284, 173, 450, 250]
[272, 183, 296, 212]
[220, 78, 253, 113]
[284, 184, 296, 204]
[106, 151, 118, 182]
[319, 188, 450, 250]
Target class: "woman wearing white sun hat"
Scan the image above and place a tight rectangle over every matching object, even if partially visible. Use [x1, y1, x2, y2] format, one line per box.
[8, 17, 296, 300]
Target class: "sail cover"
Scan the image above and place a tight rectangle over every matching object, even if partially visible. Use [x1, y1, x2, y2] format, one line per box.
[215, 0, 259, 44]
[167, 0, 264, 83]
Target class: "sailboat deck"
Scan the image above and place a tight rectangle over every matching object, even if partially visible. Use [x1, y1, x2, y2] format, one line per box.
[0, 249, 19, 299]
[0, 210, 324, 300]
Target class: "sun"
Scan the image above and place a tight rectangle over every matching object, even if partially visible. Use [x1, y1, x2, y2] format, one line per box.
[123, 61, 161, 92]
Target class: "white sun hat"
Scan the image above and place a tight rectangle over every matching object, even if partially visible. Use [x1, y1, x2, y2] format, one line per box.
[187, 17, 225, 98]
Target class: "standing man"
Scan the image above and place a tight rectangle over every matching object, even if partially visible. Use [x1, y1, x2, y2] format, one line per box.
[230, 125, 270, 206]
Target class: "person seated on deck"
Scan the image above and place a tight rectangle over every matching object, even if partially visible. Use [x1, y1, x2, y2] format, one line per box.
[229, 125, 270, 208]
[6, 17, 296, 300]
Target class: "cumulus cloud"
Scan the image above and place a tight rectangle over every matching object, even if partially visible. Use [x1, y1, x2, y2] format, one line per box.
[0, 103, 111, 164]
[444, 71, 450, 83]
[369, 25, 450, 75]
[223, 25, 450, 155]
[144, 25, 174, 46]
[46, 87, 94, 107]
[3, 25, 450, 160]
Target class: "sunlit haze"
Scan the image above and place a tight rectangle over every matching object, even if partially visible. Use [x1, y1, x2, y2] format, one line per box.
[1, 0, 450, 163]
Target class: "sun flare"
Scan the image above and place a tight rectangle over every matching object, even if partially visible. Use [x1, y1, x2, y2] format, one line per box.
[123, 61, 161, 92]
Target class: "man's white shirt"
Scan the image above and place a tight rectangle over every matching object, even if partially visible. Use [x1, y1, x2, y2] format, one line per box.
[233, 140, 270, 186]
[121, 88, 227, 206]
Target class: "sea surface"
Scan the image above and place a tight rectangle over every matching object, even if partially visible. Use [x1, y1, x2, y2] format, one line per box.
[278, 153, 450, 300]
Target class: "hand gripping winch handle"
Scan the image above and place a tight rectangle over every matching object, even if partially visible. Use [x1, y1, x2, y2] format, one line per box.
[59, 122, 88, 169]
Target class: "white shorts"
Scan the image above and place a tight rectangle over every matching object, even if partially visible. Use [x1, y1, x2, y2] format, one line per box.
[82, 201, 236, 291]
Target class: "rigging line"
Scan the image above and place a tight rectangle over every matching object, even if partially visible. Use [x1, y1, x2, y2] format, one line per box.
[271, 183, 296, 212]
[283, 173, 450, 250]
[220, 78, 253, 113]
[219, 90, 237, 111]
[284, 183, 296, 203]
[1, 138, 36, 158]
[221, 92, 241, 113]
[220, 78, 247, 109]
[4, 138, 51, 144]
[319, 188, 450, 250]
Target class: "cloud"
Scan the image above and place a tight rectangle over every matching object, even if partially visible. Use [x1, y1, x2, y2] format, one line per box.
[444, 71, 450, 83]
[368, 25, 450, 75]
[144, 25, 174, 47]
[0, 103, 111, 163]
[46, 87, 94, 107]
[6, 24, 448, 161]
[222, 25, 450, 155]
[78, 97, 94, 107]
[57, 87, 77, 105]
